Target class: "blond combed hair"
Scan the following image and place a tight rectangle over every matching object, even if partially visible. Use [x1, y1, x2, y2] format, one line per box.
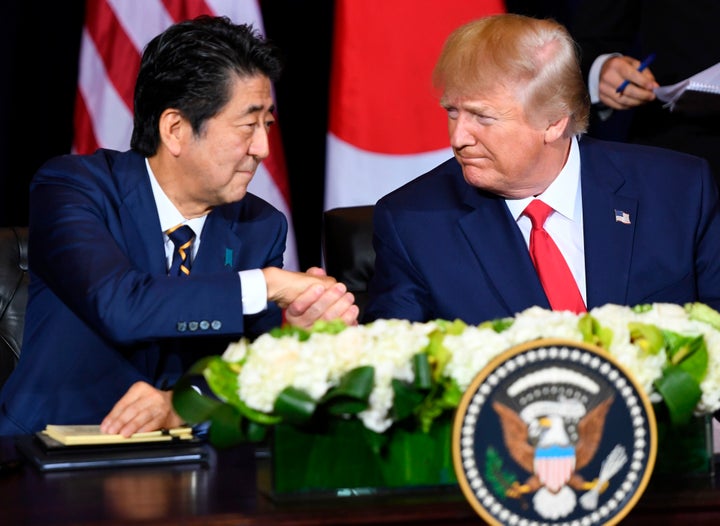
[433, 13, 590, 137]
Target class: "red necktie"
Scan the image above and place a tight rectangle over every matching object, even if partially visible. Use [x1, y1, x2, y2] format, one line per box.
[523, 200, 586, 313]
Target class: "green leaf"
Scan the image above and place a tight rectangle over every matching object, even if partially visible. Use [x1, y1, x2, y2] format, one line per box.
[413, 377, 459, 434]
[172, 357, 223, 424]
[310, 319, 349, 334]
[440, 379, 463, 409]
[234, 398, 283, 426]
[685, 302, 720, 331]
[270, 319, 348, 340]
[321, 366, 374, 415]
[413, 353, 432, 390]
[177, 356, 280, 426]
[417, 400, 444, 434]
[629, 322, 665, 355]
[203, 356, 241, 405]
[244, 419, 269, 443]
[653, 367, 702, 426]
[274, 387, 317, 426]
[578, 314, 613, 349]
[391, 379, 425, 421]
[425, 330, 452, 382]
[663, 331, 708, 384]
[206, 402, 249, 448]
[485, 446, 518, 498]
[269, 325, 311, 341]
[479, 318, 514, 333]
[434, 318, 467, 335]
[361, 424, 389, 456]
[172, 357, 272, 448]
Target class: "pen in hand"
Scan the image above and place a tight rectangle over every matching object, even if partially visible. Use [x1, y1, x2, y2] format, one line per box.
[616, 53, 656, 94]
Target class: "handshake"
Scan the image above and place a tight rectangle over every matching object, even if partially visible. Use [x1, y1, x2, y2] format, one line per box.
[262, 266, 359, 328]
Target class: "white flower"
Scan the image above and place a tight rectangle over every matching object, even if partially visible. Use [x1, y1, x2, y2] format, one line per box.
[504, 307, 583, 345]
[222, 339, 248, 363]
[444, 326, 510, 391]
[217, 303, 720, 433]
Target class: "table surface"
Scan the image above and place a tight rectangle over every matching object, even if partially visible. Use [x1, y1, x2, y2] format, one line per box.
[1, 436, 719, 525]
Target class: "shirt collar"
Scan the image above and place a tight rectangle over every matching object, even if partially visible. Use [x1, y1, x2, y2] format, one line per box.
[505, 137, 582, 222]
[146, 159, 207, 236]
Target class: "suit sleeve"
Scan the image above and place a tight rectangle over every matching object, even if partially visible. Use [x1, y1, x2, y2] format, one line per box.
[693, 160, 720, 310]
[27, 156, 282, 344]
[363, 200, 433, 323]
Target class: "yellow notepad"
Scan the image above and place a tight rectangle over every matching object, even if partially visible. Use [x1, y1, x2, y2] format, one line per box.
[42, 424, 194, 446]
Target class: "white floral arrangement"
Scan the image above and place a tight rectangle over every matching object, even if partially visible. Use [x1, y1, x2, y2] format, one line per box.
[173, 302, 720, 446]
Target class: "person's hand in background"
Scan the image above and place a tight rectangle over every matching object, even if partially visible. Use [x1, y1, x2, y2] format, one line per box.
[598, 55, 659, 109]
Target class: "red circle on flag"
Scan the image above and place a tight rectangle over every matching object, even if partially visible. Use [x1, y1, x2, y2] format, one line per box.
[328, 0, 505, 155]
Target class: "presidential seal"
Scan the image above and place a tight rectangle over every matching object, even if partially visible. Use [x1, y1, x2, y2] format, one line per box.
[453, 338, 657, 526]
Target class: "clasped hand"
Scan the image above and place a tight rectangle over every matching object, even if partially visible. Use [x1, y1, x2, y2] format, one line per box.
[263, 265, 359, 327]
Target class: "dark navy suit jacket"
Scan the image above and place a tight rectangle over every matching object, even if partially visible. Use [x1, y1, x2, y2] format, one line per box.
[0, 149, 287, 435]
[364, 137, 720, 324]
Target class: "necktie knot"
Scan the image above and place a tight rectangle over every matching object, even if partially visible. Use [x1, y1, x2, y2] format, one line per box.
[166, 224, 194, 276]
[523, 199, 553, 229]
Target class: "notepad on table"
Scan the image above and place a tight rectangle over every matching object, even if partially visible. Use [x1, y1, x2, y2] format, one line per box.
[41, 424, 194, 446]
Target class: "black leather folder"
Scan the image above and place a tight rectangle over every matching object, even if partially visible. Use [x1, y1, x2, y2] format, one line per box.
[14, 432, 211, 472]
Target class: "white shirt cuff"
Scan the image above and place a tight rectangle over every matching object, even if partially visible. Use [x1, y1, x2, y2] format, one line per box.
[589, 53, 618, 104]
[589, 53, 621, 121]
[239, 269, 267, 315]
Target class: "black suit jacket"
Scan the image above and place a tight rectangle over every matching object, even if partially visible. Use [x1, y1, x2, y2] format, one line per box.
[570, 0, 720, 178]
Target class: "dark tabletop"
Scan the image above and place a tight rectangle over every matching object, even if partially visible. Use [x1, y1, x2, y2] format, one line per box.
[0, 436, 719, 525]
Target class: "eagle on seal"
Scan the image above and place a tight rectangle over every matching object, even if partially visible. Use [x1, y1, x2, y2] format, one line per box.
[493, 396, 615, 519]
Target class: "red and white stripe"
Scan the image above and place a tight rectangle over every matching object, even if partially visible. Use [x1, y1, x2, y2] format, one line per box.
[324, 0, 505, 211]
[74, 0, 298, 270]
[535, 453, 576, 493]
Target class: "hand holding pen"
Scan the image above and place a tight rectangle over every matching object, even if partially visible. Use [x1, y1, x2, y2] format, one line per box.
[597, 53, 658, 110]
[616, 53, 656, 94]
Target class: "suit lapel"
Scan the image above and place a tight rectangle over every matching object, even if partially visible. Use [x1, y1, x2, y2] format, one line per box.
[116, 152, 167, 275]
[579, 140, 637, 308]
[457, 185, 550, 314]
[110, 152, 247, 276]
[192, 210, 242, 273]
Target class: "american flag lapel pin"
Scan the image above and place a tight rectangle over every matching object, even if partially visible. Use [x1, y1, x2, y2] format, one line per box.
[614, 209, 631, 225]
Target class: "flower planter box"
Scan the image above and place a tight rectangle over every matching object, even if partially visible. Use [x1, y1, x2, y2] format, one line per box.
[268, 415, 457, 497]
[264, 378, 715, 503]
[173, 304, 720, 508]
[266, 412, 714, 498]
[653, 414, 715, 478]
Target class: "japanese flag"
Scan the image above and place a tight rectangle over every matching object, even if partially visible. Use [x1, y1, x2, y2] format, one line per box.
[324, 0, 506, 210]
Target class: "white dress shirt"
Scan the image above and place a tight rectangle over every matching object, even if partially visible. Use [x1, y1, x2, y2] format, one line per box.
[146, 159, 267, 314]
[504, 137, 587, 303]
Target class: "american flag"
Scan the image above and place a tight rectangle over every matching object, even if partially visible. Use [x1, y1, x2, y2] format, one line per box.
[73, 0, 298, 270]
[614, 209, 631, 224]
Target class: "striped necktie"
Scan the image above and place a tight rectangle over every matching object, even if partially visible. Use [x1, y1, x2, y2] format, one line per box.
[166, 224, 194, 276]
[523, 200, 586, 313]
